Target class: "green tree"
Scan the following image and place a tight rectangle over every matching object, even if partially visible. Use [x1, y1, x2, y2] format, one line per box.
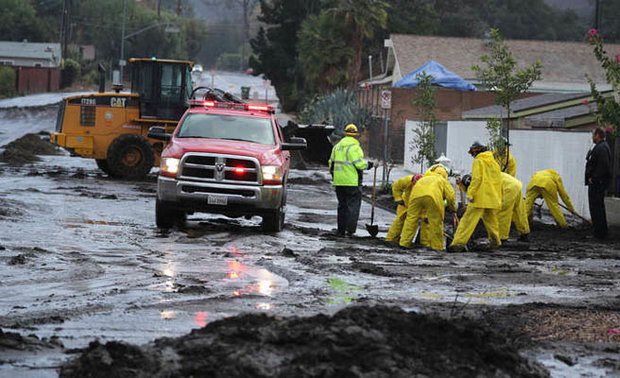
[472, 29, 542, 160]
[249, 0, 322, 111]
[326, 0, 388, 88]
[586, 28, 620, 133]
[410, 72, 437, 171]
[0, 66, 16, 98]
[386, 0, 439, 35]
[298, 12, 353, 93]
[0, 0, 48, 42]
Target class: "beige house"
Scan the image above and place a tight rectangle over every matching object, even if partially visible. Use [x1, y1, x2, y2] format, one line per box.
[382, 34, 620, 93]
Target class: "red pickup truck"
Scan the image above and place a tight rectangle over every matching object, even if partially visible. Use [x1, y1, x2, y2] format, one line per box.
[148, 100, 306, 232]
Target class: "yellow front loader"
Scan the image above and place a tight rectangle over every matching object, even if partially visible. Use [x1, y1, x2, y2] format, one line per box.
[51, 58, 194, 179]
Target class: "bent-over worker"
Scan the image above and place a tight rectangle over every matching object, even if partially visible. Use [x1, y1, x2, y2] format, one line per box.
[385, 173, 424, 242]
[399, 166, 456, 251]
[525, 169, 575, 228]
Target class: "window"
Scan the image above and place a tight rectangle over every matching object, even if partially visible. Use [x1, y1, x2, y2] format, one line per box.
[177, 113, 275, 145]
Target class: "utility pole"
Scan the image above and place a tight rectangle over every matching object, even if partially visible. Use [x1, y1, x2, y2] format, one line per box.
[60, 0, 70, 61]
[120, 0, 127, 81]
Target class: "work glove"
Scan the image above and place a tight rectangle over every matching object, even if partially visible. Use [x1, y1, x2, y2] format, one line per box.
[367, 161, 374, 170]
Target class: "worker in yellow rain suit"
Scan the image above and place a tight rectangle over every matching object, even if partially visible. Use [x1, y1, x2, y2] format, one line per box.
[525, 169, 575, 228]
[493, 139, 516, 177]
[399, 166, 456, 250]
[498, 172, 529, 241]
[448, 142, 502, 252]
[385, 173, 424, 242]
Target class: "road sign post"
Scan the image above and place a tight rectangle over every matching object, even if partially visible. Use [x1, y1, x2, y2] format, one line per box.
[380, 90, 391, 184]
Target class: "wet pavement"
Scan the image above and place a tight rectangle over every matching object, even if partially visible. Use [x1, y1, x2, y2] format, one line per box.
[0, 102, 619, 377]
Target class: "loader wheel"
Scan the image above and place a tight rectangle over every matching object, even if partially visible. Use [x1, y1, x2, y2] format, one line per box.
[107, 134, 155, 180]
[156, 200, 186, 229]
[95, 159, 114, 177]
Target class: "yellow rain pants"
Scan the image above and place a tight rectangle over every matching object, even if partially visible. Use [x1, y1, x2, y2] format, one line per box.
[451, 207, 501, 248]
[399, 196, 445, 250]
[386, 175, 413, 242]
[498, 173, 529, 240]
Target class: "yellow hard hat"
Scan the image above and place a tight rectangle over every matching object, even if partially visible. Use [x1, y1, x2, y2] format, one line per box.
[344, 124, 358, 136]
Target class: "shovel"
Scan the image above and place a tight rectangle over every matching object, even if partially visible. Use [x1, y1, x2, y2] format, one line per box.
[365, 164, 379, 237]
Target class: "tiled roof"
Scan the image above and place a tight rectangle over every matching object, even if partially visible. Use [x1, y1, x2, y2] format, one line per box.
[390, 34, 620, 85]
[462, 92, 592, 118]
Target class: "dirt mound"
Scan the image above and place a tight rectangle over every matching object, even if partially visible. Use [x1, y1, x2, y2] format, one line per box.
[0, 328, 62, 351]
[1, 133, 61, 165]
[60, 305, 548, 378]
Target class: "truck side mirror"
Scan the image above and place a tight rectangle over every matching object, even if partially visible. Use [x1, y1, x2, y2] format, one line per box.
[282, 136, 307, 151]
[148, 126, 171, 141]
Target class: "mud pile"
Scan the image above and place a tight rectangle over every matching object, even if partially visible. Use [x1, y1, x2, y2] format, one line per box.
[60, 305, 548, 378]
[0, 133, 60, 165]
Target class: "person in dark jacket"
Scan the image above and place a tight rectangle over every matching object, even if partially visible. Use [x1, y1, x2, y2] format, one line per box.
[585, 127, 612, 239]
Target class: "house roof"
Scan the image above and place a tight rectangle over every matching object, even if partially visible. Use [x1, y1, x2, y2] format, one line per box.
[389, 34, 620, 86]
[462, 92, 592, 118]
[0, 41, 61, 65]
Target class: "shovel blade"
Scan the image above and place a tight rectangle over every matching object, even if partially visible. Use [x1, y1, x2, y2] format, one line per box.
[366, 224, 379, 237]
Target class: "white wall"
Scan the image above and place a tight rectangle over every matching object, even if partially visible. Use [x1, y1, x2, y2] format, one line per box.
[404, 120, 593, 216]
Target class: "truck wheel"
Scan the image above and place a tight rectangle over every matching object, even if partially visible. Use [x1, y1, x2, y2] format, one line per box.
[95, 159, 114, 177]
[156, 200, 186, 229]
[107, 134, 155, 180]
[263, 204, 285, 232]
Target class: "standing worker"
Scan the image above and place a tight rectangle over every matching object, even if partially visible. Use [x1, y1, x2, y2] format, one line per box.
[385, 173, 424, 243]
[493, 138, 517, 177]
[448, 142, 502, 252]
[399, 166, 456, 250]
[328, 124, 373, 237]
[585, 127, 612, 239]
[525, 169, 575, 228]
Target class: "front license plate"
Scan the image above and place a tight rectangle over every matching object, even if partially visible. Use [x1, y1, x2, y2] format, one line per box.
[208, 195, 227, 205]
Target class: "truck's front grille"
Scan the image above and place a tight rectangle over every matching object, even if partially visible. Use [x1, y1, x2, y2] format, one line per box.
[181, 186, 255, 197]
[179, 153, 260, 184]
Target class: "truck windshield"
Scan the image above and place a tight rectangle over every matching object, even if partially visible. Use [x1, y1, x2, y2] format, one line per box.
[177, 113, 276, 145]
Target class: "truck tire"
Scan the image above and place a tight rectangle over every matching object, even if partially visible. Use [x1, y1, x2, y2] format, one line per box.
[107, 134, 155, 180]
[95, 159, 114, 177]
[156, 200, 186, 229]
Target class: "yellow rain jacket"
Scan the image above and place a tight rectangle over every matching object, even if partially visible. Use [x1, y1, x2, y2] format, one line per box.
[498, 172, 529, 239]
[467, 151, 502, 209]
[525, 169, 575, 228]
[399, 171, 456, 250]
[328, 136, 368, 186]
[493, 149, 517, 177]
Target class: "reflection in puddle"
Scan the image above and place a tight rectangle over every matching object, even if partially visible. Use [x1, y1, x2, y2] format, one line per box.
[326, 277, 360, 305]
[161, 262, 177, 292]
[194, 312, 208, 327]
[255, 303, 273, 310]
[224, 260, 284, 298]
[160, 310, 176, 319]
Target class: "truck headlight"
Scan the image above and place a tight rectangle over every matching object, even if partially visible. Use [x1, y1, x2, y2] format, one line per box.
[161, 157, 180, 176]
[262, 165, 282, 184]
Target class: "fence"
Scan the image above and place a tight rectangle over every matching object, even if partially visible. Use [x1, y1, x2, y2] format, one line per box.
[405, 120, 593, 216]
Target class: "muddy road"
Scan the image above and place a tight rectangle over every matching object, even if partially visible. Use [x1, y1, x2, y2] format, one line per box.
[0, 127, 618, 375]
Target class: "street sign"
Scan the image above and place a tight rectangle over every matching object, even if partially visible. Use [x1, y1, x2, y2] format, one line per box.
[119, 59, 126, 67]
[380, 90, 391, 109]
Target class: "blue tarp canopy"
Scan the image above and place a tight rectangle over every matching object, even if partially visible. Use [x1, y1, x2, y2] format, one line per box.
[393, 61, 477, 91]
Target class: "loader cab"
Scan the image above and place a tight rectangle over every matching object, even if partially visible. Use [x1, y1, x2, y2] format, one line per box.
[130, 58, 194, 121]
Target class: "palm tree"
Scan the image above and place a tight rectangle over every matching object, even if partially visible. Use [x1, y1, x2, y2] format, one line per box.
[327, 0, 388, 88]
[298, 12, 354, 92]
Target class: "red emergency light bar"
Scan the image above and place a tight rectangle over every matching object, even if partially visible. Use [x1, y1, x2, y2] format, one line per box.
[188, 100, 274, 114]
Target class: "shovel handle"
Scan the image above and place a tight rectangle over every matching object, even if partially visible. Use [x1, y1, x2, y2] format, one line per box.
[370, 164, 378, 224]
